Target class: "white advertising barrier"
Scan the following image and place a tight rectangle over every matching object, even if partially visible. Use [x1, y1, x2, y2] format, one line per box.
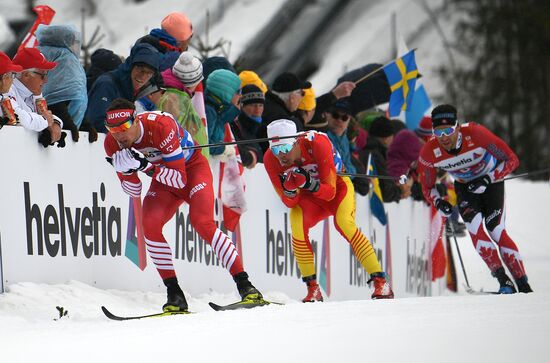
[0, 126, 444, 300]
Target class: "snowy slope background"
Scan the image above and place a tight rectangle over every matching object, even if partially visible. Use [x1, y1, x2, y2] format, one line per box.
[1, 0, 456, 98]
[0, 178, 549, 363]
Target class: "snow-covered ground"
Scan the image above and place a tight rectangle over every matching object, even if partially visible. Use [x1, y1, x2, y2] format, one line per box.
[1, 178, 548, 363]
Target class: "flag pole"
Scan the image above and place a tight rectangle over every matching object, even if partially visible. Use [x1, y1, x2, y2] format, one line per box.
[353, 66, 384, 85]
[354, 48, 417, 85]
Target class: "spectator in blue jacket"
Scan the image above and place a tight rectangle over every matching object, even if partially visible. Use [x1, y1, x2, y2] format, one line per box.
[37, 24, 93, 142]
[205, 69, 241, 156]
[326, 99, 356, 175]
[86, 43, 160, 133]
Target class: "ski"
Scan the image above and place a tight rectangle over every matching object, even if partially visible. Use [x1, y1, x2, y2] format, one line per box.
[464, 285, 499, 295]
[208, 300, 282, 312]
[101, 306, 192, 321]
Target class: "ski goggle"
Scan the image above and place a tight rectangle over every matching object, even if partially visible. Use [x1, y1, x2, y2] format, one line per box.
[433, 123, 458, 137]
[271, 143, 294, 155]
[105, 118, 134, 133]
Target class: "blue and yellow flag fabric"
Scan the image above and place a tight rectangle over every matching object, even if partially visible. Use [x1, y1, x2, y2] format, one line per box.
[368, 157, 387, 226]
[383, 49, 419, 117]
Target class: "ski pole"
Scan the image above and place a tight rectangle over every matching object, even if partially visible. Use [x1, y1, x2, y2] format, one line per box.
[180, 134, 301, 150]
[502, 167, 550, 182]
[448, 220, 470, 289]
[338, 172, 408, 185]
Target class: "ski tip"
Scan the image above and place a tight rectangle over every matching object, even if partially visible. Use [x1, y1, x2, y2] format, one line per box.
[208, 302, 223, 311]
[208, 300, 282, 311]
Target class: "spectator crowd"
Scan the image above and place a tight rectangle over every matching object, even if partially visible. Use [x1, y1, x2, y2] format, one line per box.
[0, 11, 462, 220]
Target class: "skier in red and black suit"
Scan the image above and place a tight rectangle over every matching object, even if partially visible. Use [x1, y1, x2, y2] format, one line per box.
[417, 104, 532, 294]
[103, 98, 264, 312]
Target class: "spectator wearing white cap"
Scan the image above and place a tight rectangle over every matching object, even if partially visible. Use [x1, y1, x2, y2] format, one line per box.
[155, 51, 208, 155]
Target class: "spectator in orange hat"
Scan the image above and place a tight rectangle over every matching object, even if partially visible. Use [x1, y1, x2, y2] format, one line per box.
[0, 51, 23, 128]
[137, 12, 194, 71]
[9, 48, 64, 146]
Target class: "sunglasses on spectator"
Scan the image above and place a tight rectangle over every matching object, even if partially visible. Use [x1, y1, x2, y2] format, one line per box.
[433, 123, 458, 137]
[331, 112, 350, 122]
[271, 143, 294, 155]
[293, 89, 305, 97]
[106, 117, 134, 133]
[30, 71, 48, 80]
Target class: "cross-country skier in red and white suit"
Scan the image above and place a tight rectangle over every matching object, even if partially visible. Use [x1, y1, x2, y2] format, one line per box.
[417, 104, 532, 294]
[103, 98, 264, 312]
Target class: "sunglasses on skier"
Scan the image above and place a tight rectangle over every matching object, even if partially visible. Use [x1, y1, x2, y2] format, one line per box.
[433, 123, 458, 137]
[271, 143, 294, 155]
[105, 117, 134, 133]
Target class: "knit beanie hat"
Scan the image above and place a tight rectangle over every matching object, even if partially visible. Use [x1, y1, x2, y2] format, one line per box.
[206, 69, 241, 104]
[240, 84, 265, 105]
[368, 116, 394, 138]
[239, 70, 267, 94]
[161, 12, 193, 42]
[90, 48, 122, 72]
[431, 104, 458, 128]
[415, 116, 432, 138]
[202, 56, 235, 82]
[172, 51, 203, 87]
[298, 87, 316, 111]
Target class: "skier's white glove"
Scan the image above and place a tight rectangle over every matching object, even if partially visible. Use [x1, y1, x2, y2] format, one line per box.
[112, 148, 153, 174]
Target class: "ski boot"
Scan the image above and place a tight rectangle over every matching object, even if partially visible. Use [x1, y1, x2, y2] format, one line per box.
[302, 275, 323, 302]
[492, 267, 517, 294]
[368, 272, 394, 299]
[234, 272, 264, 303]
[163, 277, 188, 312]
[515, 275, 533, 293]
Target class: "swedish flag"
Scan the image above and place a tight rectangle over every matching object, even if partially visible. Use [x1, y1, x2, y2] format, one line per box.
[369, 162, 387, 226]
[383, 49, 419, 117]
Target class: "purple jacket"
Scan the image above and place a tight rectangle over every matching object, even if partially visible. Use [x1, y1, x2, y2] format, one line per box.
[386, 130, 422, 178]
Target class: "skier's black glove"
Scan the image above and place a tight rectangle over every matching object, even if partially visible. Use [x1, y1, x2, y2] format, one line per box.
[290, 167, 319, 192]
[467, 175, 491, 194]
[435, 198, 453, 218]
[279, 174, 297, 198]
